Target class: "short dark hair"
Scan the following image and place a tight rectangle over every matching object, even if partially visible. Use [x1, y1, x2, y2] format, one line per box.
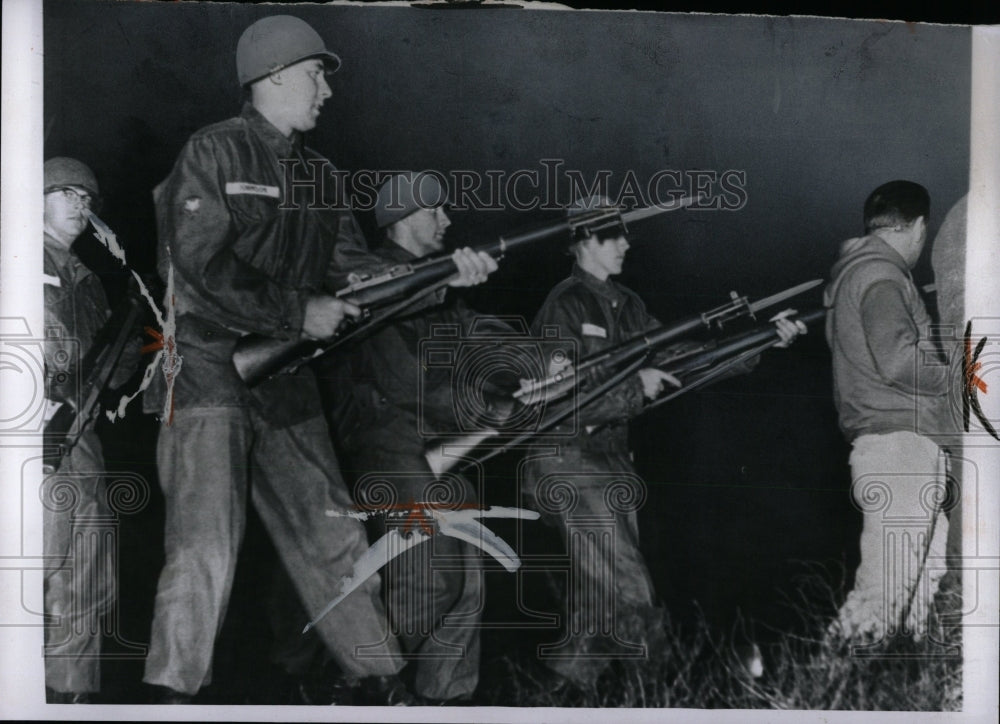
[863, 180, 930, 234]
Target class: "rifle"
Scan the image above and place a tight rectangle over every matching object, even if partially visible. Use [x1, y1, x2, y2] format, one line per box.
[624, 306, 827, 418]
[575, 307, 825, 438]
[425, 355, 648, 476]
[232, 198, 697, 387]
[42, 284, 145, 473]
[514, 279, 823, 406]
[425, 286, 823, 475]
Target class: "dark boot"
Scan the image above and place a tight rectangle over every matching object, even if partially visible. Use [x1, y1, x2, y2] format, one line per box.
[147, 684, 194, 705]
[359, 674, 417, 706]
[288, 670, 357, 706]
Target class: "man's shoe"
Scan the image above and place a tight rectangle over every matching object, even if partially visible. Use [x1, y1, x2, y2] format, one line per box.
[148, 684, 194, 705]
[45, 688, 92, 704]
[359, 674, 417, 706]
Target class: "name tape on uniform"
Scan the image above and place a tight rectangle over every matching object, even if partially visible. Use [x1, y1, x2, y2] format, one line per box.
[581, 323, 607, 338]
[225, 182, 280, 199]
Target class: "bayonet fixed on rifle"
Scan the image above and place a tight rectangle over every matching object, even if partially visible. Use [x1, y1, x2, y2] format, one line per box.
[426, 305, 824, 475]
[621, 307, 827, 419]
[514, 278, 823, 405]
[662, 307, 826, 377]
[232, 198, 698, 387]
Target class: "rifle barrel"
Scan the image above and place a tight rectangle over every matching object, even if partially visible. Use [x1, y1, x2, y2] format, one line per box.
[233, 204, 684, 386]
[663, 308, 826, 375]
[339, 215, 592, 308]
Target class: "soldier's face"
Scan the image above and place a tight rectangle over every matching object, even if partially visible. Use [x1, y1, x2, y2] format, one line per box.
[277, 58, 332, 133]
[581, 233, 630, 279]
[405, 206, 451, 255]
[43, 186, 91, 247]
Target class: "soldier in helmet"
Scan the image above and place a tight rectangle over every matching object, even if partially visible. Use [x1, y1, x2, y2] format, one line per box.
[322, 172, 500, 704]
[41, 157, 112, 704]
[141, 15, 492, 704]
[523, 197, 805, 693]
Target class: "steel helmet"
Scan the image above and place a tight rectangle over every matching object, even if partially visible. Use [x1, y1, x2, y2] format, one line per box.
[236, 15, 342, 86]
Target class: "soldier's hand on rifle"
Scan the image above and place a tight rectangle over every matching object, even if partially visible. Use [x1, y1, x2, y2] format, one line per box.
[303, 295, 362, 339]
[769, 308, 808, 348]
[639, 368, 681, 400]
[448, 247, 498, 288]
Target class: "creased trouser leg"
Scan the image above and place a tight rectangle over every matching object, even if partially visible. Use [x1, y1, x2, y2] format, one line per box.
[527, 452, 661, 687]
[841, 431, 950, 639]
[250, 414, 402, 679]
[43, 429, 113, 694]
[143, 407, 249, 694]
[266, 564, 326, 677]
[354, 450, 482, 700]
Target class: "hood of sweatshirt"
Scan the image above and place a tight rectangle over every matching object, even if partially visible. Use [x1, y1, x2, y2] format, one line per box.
[823, 234, 910, 309]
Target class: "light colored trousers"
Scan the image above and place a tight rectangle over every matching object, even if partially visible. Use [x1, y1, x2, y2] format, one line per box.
[840, 430, 950, 639]
[142, 407, 403, 695]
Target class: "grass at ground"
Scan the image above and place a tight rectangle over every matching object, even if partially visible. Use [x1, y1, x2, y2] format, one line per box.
[477, 583, 963, 710]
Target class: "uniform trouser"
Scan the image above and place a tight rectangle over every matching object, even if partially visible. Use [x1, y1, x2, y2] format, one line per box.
[43, 429, 113, 694]
[524, 448, 663, 687]
[351, 448, 483, 701]
[142, 407, 403, 695]
[839, 430, 950, 638]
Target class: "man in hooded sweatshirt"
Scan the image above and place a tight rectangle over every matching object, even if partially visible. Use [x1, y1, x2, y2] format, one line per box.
[824, 180, 952, 642]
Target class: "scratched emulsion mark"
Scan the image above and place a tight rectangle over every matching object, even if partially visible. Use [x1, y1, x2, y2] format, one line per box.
[85, 211, 180, 424]
[305, 503, 539, 633]
[963, 320, 997, 439]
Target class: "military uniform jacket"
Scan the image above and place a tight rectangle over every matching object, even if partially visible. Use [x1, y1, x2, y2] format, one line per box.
[43, 235, 111, 406]
[146, 103, 385, 420]
[531, 264, 660, 454]
[326, 241, 497, 457]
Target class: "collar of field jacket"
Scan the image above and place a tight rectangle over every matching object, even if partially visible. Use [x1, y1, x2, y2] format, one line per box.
[571, 262, 626, 306]
[241, 102, 302, 157]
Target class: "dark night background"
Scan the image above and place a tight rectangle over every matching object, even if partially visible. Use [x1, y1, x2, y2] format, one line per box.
[42, 0, 973, 703]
